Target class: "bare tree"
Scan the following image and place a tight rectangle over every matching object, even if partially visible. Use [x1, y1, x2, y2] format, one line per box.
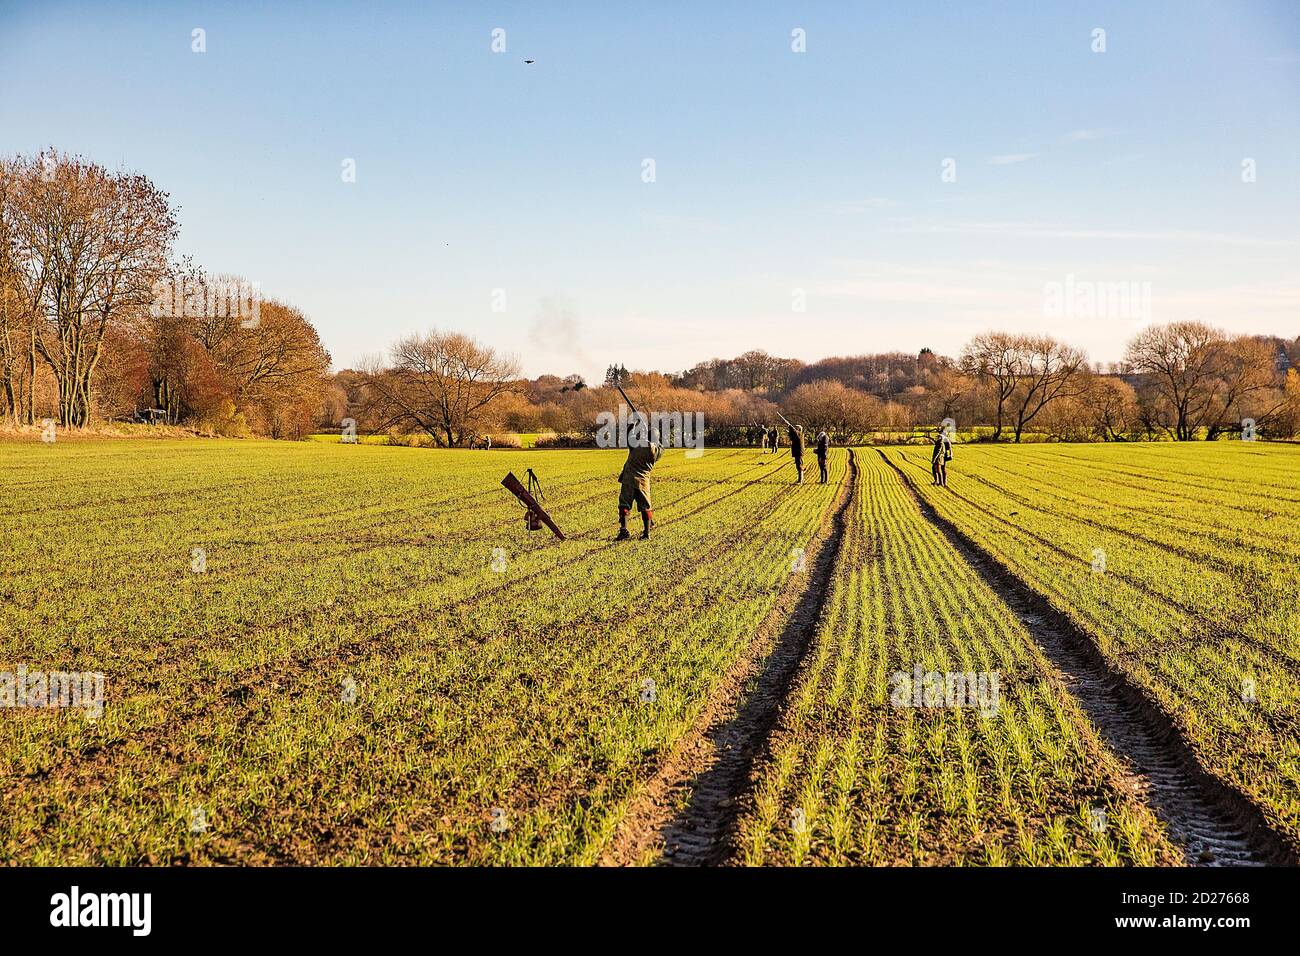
[0, 164, 28, 423]
[5, 149, 177, 426]
[1009, 335, 1089, 442]
[731, 350, 777, 391]
[361, 330, 520, 446]
[1126, 322, 1220, 440]
[1125, 322, 1280, 440]
[783, 379, 888, 442]
[0, 272, 23, 423]
[0, 158, 38, 424]
[1085, 375, 1138, 441]
[918, 365, 973, 426]
[959, 332, 1022, 440]
[679, 350, 803, 393]
[1204, 336, 1285, 439]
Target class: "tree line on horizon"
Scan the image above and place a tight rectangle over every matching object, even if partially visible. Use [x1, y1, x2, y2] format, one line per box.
[3, 148, 1296, 445]
[325, 326, 1300, 446]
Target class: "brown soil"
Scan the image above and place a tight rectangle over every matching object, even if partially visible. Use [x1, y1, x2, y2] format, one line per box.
[601, 450, 857, 866]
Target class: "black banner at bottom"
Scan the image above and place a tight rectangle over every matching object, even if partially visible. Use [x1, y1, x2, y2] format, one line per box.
[0, 865, 1289, 942]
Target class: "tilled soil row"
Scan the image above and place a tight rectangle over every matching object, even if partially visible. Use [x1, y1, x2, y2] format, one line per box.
[879, 449, 1297, 867]
[601, 450, 857, 866]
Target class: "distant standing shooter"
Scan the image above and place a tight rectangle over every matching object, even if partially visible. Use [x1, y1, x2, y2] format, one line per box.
[931, 427, 953, 487]
[617, 435, 662, 540]
[814, 429, 829, 483]
[767, 425, 779, 454]
[789, 424, 805, 484]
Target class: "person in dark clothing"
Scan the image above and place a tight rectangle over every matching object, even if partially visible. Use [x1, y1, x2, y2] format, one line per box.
[788, 424, 805, 484]
[931, 428, 953, 487]
[814, 430, 829, 483]
[617, 440, 661, 539]
[767, 426, 779, 454]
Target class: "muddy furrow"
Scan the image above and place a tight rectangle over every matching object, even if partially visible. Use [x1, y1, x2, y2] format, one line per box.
[602, 450, 857, 867]
[878, 449, 1296, 867]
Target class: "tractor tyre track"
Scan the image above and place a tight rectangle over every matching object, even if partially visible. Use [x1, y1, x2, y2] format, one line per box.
[602, 450, 857, 867]
[878, 449, 1297, 867]
[888, 452, 1300, 681]
[951, 467, 1300, 680]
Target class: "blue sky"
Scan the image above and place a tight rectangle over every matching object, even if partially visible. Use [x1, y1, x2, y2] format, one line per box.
[3, 0, 1297, 380]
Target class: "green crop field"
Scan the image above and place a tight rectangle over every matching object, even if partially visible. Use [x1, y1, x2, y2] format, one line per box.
[880, 442, 1300, 850]
[737, 451, 1181, 866]
[1, 438, 1296, 866]
[0, 440, 842, 864]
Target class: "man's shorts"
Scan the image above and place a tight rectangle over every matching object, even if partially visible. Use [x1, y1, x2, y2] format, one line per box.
[619, 477, 651, 512]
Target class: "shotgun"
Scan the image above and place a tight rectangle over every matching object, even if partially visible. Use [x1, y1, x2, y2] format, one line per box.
[614, 381, 640, 420]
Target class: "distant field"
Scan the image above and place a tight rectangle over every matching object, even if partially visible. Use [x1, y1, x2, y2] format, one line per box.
[306, 432, 391, 446]
[2, 439, 1296, 865]
[306, 432, 554, 448]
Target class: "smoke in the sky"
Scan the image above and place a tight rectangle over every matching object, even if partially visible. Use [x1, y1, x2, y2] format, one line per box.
[528, 295, 594, 375]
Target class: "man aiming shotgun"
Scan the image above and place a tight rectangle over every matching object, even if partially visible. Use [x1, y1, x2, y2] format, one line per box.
[614, 380, 661, 541]
[775, 410, 805, 484]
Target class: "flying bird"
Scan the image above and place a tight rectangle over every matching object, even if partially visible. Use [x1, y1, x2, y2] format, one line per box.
[524, 59, 535, 64]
